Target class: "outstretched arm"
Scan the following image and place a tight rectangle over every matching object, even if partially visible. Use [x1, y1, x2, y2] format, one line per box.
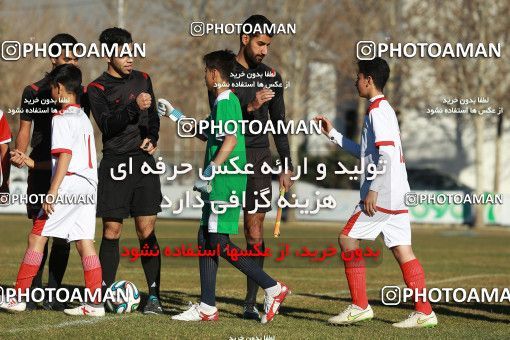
[314, 115, 361, 159]
[157, 98, 208, 142]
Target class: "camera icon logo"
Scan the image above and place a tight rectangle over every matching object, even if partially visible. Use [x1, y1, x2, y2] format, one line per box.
[404, 192, 419, 207]
[0, 193, 10, 206]
[381, 285, 401, 305]
[356, 41, 376, 60]
[2, 41, 21, 61]
[177, 117, 197, 138]
[190, 22, 205, 37]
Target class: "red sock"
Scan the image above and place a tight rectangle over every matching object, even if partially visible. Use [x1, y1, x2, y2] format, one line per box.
[82, 255, 102, 304]
[15, 249, 44, 295]
[400, 258, 432, 315]
[343, 249, 368, 309]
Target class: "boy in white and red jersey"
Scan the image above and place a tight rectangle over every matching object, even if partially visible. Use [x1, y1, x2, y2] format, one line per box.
[1, 64, 104, 317]
[315, 57, 437, 328]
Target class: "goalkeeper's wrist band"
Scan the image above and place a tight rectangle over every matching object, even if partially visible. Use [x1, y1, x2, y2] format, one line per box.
[203, 162, 217, 177]
[170, 108, 185, 121]
[193, 179, 212, 193]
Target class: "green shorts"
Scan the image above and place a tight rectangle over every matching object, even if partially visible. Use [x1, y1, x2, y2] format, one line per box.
[200, 202, 241, 235]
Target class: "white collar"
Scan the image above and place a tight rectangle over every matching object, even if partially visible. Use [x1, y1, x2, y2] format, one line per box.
[54, 103, 82, 116]
[369, 94, 385, 102]
[214, 89, 232, 106]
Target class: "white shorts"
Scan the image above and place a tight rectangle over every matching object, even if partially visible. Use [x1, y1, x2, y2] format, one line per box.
[341, 204, 411, 248]
[32, 176, 97, 242]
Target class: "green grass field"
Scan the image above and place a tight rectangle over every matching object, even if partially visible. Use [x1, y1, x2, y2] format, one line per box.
[0, 214, 509, 339]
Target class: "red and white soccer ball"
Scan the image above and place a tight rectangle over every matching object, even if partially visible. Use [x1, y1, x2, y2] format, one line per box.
[106, 280, 141, 313]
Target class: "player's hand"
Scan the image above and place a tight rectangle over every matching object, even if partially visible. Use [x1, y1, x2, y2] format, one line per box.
[248, 88, 275, 112]
[193, 179, 211, 194]
[43, 190, 57, 215]
[279, 171, 294, 191]
[10, 150, 25, 168]
[140, 138, 157, 155]
[363, 190, 378, 217]
[11, 149, 34, 169]
[157, 98, 172, 117]
[136, 92, 152, 110]
[313, 115, 333, 135]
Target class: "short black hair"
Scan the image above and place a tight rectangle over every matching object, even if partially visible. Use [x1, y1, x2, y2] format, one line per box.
[203, 49, 236, 81]
[240, 14, 274, 43]
[99, 27, 132, 48]
[49, 33, 78, 56]
[47, 64, 82, 96]
[357, 57, 390, 91]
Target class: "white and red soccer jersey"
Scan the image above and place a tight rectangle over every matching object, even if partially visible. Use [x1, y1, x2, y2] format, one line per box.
[327, 95, 412, 247]
[51, 104, 97, 185]
[0, 110, 12, 185]
[360, 95, 410, 211]
[32, 104, 98, 241]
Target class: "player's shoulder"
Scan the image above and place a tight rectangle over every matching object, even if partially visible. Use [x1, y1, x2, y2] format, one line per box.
[132, 69, 150, 80]
[217, 90, 240, 105]
[216, 91, 241, 117]
[87, 74, 107, 93]
[227, 90, 240, 102]
[232, 61, 244, 72]
[51, 111, 66, 125]
[54, 104, 83, 118]
[53, 105, 90, 130]
[23, 77, 46, 95]
[368, 96, 394, 116]
[259, 62, 281, 79]
[216, 89, 232, 104]
[258, 62, 275, 72]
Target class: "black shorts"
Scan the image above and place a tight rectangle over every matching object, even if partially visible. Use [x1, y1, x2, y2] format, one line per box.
[97, 153, 162, 219]
[244, 148, 272, 213]
[26, 169, 51, 219]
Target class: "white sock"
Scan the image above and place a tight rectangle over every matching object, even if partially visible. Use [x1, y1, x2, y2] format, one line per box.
[199, 302, 217, 313]
[88, 302, 104, 308]
[264, 282, 281, 297]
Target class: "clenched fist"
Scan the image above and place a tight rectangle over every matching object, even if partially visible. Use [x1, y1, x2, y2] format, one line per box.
[136, 92, 152, 110]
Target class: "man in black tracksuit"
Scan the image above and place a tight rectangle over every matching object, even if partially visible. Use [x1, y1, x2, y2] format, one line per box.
[208, 15, 294, 320]
[87, 27, 163, 314]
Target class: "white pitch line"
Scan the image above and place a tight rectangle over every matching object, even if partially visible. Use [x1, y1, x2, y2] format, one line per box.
[7, 314, 136, 334]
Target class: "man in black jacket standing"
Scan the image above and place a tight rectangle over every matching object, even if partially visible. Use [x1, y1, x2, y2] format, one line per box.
[209, 15, 294, 320]
[88, 27, 163, 314]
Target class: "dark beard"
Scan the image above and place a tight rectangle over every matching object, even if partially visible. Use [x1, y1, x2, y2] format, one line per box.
[243, 48, 261, 69]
